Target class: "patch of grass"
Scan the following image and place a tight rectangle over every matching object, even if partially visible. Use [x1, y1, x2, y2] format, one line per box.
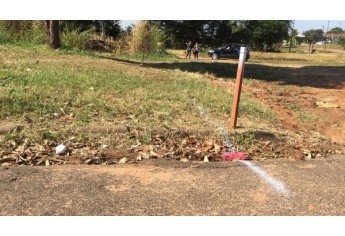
[231, 132, 256, 150]
[238, 95, 277, 121]
[299, 89, 313, 95]
[139, 131, 152, 145]
[115, 51, 178, 61]
[298, 110, 317, 123]
[288, 103, 300, 111]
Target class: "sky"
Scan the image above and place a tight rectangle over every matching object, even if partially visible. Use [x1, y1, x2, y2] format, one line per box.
[294, 20, 343, 34]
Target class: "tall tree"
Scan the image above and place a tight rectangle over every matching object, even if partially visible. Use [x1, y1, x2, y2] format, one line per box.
[304, 29, 324, 53]
[60, 20, 121, 39]
[94, 20, 121, 39]
[46, 20, 60, 49]
[59, 20, 94, 32]
[152, 20, 291, 50]
[237, 20, 291, 51]
[338, 37, 345, 49]
[152, 20, 208, 48]
[203, 20, 232, 47]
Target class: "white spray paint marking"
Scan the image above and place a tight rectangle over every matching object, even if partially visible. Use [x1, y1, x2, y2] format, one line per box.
[185, 90, 290, 197]
[239, 160, 290, 197]
[183, 90, 290, 197]
[196, 104, 236, 151]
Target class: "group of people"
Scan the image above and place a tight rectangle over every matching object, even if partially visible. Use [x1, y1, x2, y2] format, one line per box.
[185, 41, 199, 59]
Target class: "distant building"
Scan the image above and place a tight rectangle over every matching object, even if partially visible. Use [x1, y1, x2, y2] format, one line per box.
[295, 34, 306, 45]
[324, 33, 345, 44]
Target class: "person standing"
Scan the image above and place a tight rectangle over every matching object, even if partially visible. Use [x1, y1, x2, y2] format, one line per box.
[193, 43, 199, 59]
[186, 40, 192, 59]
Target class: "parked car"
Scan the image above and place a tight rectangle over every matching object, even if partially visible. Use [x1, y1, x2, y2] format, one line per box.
[208, 43, 250, 61]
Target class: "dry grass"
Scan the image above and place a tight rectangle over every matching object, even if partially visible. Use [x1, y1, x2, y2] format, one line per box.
[0, 45, 275, 146]
[249, 45, 345, 66]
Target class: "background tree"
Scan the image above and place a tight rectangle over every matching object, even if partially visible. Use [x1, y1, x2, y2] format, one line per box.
[338, 37, 345, 49]
[328, 27, 344, 34]
[60, 20, 121, 39]
[152, 20, 207, 48]
[152, 20, 291, 51]
[93, 20, 121, 39]
[59, 20, 94, 32]
[304, 29, 324, 53]
[236, 20, 291, 51]
[203, 20, 232, 47]
[46, 20, 60, 49]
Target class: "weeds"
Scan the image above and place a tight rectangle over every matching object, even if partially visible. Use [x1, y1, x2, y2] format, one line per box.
[289, 103, 300, 111]
[231, 132, 256, 150]
[298, 110, 317, 123]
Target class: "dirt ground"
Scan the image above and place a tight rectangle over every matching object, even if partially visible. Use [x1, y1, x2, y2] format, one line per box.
[243, 65, 344, 146]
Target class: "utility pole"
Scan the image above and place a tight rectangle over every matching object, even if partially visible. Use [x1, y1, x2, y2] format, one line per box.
[322, 26, 325, 46]
[324, 21, 330, 52]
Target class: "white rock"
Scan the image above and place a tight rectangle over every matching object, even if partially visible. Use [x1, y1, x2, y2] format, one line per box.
[55, 144, 67, 155]
[118, 157, 128, 164]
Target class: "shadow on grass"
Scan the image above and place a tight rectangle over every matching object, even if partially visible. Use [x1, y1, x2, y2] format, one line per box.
[148, 61, 345, 89]
[96, 55, 142, 65]
[99, 55, 345, 89]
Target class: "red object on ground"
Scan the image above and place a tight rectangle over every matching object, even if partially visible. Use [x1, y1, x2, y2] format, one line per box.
[222, 152, 249, 161]
[294, 150, 305, 161]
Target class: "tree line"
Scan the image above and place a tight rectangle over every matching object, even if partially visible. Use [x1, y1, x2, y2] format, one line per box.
[0, 20, 292, 50]
[303, 27, 345, 52]
[1, 20, 344, 52]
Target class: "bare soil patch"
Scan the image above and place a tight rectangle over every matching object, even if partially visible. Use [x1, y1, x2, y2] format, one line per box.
[242, 65, 345, 147]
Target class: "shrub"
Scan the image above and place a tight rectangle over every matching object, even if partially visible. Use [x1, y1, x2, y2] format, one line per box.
[129, 20, 166, 58]
[0, 20, 46, 45]
[61, 27, 95, 50]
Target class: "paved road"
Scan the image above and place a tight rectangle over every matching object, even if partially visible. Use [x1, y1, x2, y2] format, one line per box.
[1, 156, 345, 216]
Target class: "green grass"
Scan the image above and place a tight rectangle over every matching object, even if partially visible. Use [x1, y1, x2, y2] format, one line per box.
[0, 44, 276, 144]
[115, 51, 179, 61]
[231, 132, 256, 150]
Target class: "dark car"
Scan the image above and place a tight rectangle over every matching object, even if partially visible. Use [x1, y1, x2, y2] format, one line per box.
[208, 43, 250, 61]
